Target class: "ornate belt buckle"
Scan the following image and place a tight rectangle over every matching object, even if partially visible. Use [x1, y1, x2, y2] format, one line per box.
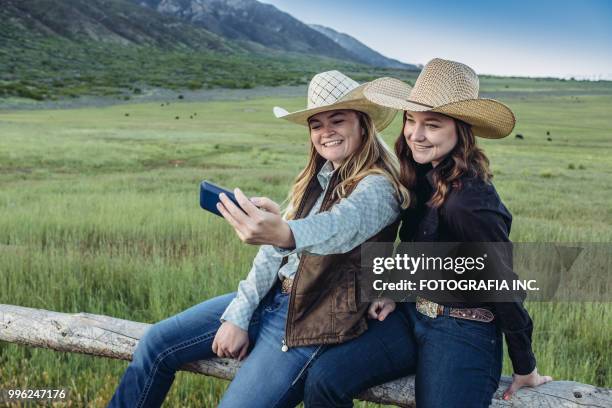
[416, 296, 439, 319]
[281, 277, 293, 294]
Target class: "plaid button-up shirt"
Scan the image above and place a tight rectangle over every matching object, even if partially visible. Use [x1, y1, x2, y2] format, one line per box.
[221, 161, 400, 330]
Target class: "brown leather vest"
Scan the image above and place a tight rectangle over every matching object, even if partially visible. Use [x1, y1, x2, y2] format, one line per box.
[282, 162, 400, 347]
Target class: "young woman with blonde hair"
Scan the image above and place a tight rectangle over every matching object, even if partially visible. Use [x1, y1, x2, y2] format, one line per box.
[108, 70, 412, 408]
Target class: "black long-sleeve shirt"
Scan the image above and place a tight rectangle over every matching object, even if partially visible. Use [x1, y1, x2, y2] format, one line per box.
[399, 163, 537, 375]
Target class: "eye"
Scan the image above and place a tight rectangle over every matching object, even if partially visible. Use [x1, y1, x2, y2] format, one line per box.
[332, 120, 344, 125]
[426, 123, 439, 129]
[310, 124, 321, 130]
[405, 118, 415, 123]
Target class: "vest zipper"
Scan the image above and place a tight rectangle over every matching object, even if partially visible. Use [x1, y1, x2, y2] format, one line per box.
[282, 177, 316, 351]
[284, 170, 339, 350]
[284, 252, 305, 351]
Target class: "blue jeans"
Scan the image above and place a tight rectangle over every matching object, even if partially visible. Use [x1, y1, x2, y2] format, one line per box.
[303, 303, 502, 408]
[108, 282, 322, 408]
[302, 309, 418, 408]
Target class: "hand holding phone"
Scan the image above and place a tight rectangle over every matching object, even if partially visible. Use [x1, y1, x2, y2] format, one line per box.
[200, 181, 243, 217]
[200, 181, 294, 248]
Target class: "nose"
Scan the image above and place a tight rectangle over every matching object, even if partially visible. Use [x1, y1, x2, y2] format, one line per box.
[319, 124, 336, 139]
[406, 122, 426, 142]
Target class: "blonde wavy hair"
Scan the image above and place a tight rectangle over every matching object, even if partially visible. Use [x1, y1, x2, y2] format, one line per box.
[285, 110, 411, 220]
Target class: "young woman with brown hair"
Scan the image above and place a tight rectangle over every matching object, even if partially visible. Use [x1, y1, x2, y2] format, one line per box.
[301, 59, 552, 408]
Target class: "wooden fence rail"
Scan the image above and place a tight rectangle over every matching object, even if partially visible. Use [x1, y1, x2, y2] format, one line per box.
[1, 304, 610, 407]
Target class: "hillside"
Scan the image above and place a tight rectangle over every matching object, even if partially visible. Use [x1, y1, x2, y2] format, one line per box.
[134, 0, 363, 62]
[1, 0, 240, 51]
[0, 0, 414, 100]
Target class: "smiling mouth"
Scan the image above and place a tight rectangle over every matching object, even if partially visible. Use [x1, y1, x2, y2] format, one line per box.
[412, 144, 433, 151]
[323, 140, 343, 147]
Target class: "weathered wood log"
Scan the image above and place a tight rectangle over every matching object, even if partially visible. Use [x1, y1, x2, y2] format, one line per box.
[1, 304, 610, 407]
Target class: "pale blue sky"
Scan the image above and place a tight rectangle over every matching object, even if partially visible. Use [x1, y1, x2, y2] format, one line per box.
[261, 0, 612, 79]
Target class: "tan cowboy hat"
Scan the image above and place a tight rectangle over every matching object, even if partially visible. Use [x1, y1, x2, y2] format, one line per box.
[273, 70, 398, 131]
[363, 58, 516, 138]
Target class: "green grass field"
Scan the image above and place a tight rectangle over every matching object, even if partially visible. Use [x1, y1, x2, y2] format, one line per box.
[1, 84, 611, 406]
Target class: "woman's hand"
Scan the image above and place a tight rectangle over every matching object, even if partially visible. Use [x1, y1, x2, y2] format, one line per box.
[368, 297, 396, 321]
[249, 196, 281, 215]
[217, 188, 294, 248]
[212, 321, 250, 361]
[503, 367, 553, 400]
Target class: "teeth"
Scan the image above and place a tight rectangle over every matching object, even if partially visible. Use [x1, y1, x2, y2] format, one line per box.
[324, 140, 342, 147]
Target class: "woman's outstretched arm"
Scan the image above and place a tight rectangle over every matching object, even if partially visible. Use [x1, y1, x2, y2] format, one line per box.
[277, 174, 400, 256]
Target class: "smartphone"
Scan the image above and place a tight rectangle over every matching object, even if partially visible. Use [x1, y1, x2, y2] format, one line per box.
[200, 180, 243, 217]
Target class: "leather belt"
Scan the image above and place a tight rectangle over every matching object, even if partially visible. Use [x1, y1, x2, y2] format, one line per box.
[416, 296, 494, 323]
[280, 277, 294, 294]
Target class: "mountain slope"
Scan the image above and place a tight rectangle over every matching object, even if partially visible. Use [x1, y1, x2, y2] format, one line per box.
[0, 0, 416, 100]
[310, 24, 417, 70]
[134, 0, 364, 62]
[1, 0, 241, 52]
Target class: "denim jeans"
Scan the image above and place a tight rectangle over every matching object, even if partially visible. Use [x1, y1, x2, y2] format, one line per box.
[108, 281, 322, 408]
[302, 309, 418, 408]
[303, 303, 502, 408]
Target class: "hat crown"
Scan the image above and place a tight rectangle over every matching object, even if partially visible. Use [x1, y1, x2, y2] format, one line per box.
[410, 58, 480, 107]
[307, 70, 360, 109]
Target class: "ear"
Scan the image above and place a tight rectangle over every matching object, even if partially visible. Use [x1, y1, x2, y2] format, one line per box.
[356, 111, 369, 136]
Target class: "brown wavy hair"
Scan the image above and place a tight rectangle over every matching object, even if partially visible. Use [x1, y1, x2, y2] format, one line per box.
[285, 110, 411, 220]
[395, 112, 492, 208]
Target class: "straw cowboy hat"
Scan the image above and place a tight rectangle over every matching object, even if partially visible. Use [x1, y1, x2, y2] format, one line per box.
[363, 58, 516, 138]
[273, 70, 398, 131]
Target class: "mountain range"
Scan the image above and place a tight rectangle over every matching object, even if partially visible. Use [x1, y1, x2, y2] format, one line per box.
[1, 0, 242, 52]
[0, 0, 417, 100]
[133, 0, 417, 69]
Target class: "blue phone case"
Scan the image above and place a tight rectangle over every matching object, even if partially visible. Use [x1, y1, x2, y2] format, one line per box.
[200, 180, 241, 217]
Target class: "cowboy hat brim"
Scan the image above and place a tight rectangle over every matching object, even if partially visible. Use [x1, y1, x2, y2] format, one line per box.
[364, 77, 516, 139]
[273, 83, 398, 132]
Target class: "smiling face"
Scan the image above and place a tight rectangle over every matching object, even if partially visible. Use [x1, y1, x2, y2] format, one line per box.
[308, 109, 364, 169]
[403, 111, 458, 167]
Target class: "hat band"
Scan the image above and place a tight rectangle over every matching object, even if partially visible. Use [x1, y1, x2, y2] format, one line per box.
[406, 99, 434, 108]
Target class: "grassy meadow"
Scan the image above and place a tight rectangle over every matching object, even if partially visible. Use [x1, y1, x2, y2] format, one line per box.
[1, 81, 611, 406]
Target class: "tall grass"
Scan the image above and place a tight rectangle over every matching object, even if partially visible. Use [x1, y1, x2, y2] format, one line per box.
[1, 91, 610, 406]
